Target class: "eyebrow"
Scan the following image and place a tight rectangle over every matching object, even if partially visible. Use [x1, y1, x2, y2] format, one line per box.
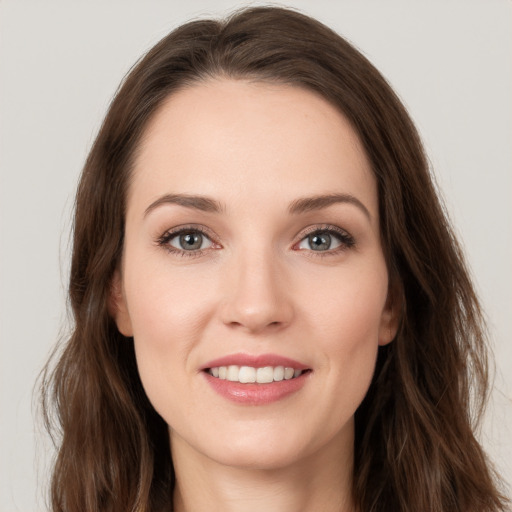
[144, 193, 224, 217]
[144, 192, 370, 219]
[288, 193, 371, 219]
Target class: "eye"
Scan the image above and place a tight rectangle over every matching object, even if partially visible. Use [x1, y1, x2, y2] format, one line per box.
[169, 230, 212, 251]
[157, 227, 216, 255]
[296, 227, 355, 253]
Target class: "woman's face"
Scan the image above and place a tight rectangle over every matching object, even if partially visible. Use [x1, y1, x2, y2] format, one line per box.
[113, 79, 397, 470]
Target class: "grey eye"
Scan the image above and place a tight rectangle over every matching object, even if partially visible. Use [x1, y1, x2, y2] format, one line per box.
[169, 231, 212, 251]
[298, 231, 344, 252]
[298, 231, 342, 252]
[308, 232, 332, 251]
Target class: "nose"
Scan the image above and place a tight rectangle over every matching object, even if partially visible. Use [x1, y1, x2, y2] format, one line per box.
[219, 248, 294, 334]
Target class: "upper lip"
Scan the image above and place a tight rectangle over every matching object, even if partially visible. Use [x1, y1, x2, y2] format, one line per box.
[201, 353, 309, 371]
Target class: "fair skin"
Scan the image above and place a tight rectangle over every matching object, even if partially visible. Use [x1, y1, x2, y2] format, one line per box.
[112, 79, 398, 512]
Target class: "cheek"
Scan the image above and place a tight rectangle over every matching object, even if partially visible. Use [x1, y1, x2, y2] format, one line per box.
[300, 262, 388, 400]
[122, 256, 218, 407]
[125, 251, 215, 340]
[302, 262, 388, 345]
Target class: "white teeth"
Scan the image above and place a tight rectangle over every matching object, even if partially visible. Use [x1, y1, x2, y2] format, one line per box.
[208, 365, 304, 383]
[273, 366, 284, 381]
[227, 365, 239, 381]
[256, 366, 274, 383]
[239, 366, 256, 383]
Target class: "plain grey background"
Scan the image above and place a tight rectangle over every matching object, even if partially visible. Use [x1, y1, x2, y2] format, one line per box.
[1, 1, 511, 510]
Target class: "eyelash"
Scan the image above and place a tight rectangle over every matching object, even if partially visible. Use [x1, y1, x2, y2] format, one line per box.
[156, 224, 356, 258]
[156, 225, 216, 258]
[295, 225, 356, 257]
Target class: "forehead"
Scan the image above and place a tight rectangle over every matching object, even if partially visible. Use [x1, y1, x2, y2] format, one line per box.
[129, 79, 377, 218]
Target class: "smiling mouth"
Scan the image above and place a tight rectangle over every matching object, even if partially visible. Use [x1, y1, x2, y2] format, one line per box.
[205, 365, 308, 384]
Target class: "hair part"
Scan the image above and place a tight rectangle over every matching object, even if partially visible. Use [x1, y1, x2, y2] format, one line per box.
[41, 6, 509, 512]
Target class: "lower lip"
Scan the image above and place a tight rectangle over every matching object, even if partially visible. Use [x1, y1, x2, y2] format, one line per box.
[203, 371, 310, 405]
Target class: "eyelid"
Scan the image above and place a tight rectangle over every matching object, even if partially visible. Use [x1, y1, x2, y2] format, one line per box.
[292, 224, 356, 253]
[157, 224, 217, 241]
[156, 224, 221, 257]
[156, 223, 355, 258]
[295, 224, 353, 241]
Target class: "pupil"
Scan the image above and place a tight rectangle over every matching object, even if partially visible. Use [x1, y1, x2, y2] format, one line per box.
[309, 233, 331, 251]
[180, 232, 202, 250]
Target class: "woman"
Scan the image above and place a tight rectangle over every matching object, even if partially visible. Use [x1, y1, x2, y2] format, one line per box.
[41, 6, 509, 512]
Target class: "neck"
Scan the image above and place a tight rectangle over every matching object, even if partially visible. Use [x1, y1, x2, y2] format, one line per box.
[170, 425, 356, 512]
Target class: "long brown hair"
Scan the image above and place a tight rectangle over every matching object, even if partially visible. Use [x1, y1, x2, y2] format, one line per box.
[41, 6, 509, 511]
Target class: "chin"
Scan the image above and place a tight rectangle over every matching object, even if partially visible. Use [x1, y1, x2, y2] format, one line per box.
[193, 419, 348, 472]
[209, 441, 306, 471]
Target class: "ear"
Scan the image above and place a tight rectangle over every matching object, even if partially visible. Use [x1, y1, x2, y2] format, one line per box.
[378, 278, 403, 346]
[108, 269, 134, 337]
